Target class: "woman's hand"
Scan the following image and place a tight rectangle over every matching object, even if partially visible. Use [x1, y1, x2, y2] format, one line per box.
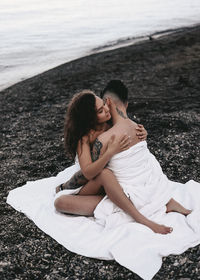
[107, 134, 131, 156]
[81, 135, 90, 144]
[55, 185, 61, 193]
[136, 124, 148, 141]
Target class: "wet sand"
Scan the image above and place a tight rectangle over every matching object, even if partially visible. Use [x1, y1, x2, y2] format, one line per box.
[1, 24, 200, 279]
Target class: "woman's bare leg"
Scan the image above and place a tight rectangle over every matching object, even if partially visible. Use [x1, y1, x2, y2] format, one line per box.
[97, 168, 173, 234]
[54, 195, 104, 216]
[78, 177, 105, 196]
[54, 175, 105, 215]
[166, 198, 192, 215]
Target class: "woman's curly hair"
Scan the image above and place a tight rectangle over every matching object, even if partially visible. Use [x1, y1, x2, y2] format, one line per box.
[64, 90, 98, 161]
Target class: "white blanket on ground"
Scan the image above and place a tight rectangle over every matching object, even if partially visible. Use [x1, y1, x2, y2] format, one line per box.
[7, 141, 200, 280]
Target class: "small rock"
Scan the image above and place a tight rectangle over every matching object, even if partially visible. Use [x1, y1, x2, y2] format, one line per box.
[179, 257, 187, 265]
[173, 261, 179, 266]
[0, 261, 11, 267]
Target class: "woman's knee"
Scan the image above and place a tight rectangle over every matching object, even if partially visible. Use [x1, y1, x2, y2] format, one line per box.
[99, 168, 112, 178]
[54, 196, 63, 211]
[54, 195, 71, 211]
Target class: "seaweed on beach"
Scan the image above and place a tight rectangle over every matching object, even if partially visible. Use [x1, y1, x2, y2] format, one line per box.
[0, 25, 200, 280]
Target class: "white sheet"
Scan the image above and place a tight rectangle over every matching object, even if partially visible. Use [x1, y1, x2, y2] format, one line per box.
[7, 141, 200, 280]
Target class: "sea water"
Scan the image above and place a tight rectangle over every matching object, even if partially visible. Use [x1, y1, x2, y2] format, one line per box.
[0, 0, 200, 91]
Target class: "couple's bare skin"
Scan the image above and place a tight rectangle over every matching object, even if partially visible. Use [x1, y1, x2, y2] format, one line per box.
[166, 198, 192, 216]
[55, 119, 143, 193]
[95, 118, 141, 156]
[55, 97, 191, 235]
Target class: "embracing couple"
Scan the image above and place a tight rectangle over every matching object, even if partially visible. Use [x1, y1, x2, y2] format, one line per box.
[54, 80, 191, 234]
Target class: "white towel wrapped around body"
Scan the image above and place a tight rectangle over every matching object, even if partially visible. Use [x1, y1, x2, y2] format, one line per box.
[95, 141, 175, 227]
[7, 140, 200, 280]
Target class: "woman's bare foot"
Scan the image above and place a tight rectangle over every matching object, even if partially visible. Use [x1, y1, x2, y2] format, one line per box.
[166, 198, 192, 216]
[149, 221, 173, 234]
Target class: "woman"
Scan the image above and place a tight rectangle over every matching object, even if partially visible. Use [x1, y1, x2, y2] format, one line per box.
[54, 90, 132, 212]
[54, 90, 191, 234]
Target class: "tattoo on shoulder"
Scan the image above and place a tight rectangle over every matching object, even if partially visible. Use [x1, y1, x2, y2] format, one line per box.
[116, 107, 128, 119]
[91, 138, 103, 162]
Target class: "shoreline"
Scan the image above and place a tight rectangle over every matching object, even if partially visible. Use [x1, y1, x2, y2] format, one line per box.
[90, 23, 200, 54]
[1, 25, 200, 279]
[1, 23, 200, 93]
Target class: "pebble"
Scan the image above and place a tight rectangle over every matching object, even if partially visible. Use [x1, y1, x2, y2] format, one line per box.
[1, 25, 200, 280]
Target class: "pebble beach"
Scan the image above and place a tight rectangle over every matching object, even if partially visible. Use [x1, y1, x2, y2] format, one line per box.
[1, 24, 200, 279]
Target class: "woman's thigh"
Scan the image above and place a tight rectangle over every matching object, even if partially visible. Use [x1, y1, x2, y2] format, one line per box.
[78, 177, 104, 196]
[54, 194, 104, 216]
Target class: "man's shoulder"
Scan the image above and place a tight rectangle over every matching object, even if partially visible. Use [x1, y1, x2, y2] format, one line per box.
[97, 119, 138, 144]
[97, 124, 120, 144]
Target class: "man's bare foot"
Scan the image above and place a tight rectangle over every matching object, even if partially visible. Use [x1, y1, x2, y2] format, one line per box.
[149, 221, 173, 234]
[166, 198, 192, 216]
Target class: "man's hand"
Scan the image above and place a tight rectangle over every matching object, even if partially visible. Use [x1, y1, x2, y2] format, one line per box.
[136, 124, 148, 141]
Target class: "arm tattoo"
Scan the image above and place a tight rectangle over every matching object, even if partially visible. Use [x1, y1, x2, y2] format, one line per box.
[62, 139, 103, 190]
[91, 138, 103, 162]
[62, 170, 89, 190]
[116, 107, 128, 119]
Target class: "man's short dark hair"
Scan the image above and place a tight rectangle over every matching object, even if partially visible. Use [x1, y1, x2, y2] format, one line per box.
[101, 80, 128, 103]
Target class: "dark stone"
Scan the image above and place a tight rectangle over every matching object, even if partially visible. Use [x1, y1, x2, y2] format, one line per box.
[1, 24, 200, 280]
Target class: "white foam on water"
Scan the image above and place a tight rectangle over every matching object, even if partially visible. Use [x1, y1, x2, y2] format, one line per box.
[0, 0, 200, 91]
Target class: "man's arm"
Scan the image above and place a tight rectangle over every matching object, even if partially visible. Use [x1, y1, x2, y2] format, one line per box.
[136, 124, 148, 140]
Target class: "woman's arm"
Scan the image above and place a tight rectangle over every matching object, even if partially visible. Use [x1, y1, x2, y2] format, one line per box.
[78, 134, 130, 180]
[55, 124, 147, 192]
[55, 133, 130, 193]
